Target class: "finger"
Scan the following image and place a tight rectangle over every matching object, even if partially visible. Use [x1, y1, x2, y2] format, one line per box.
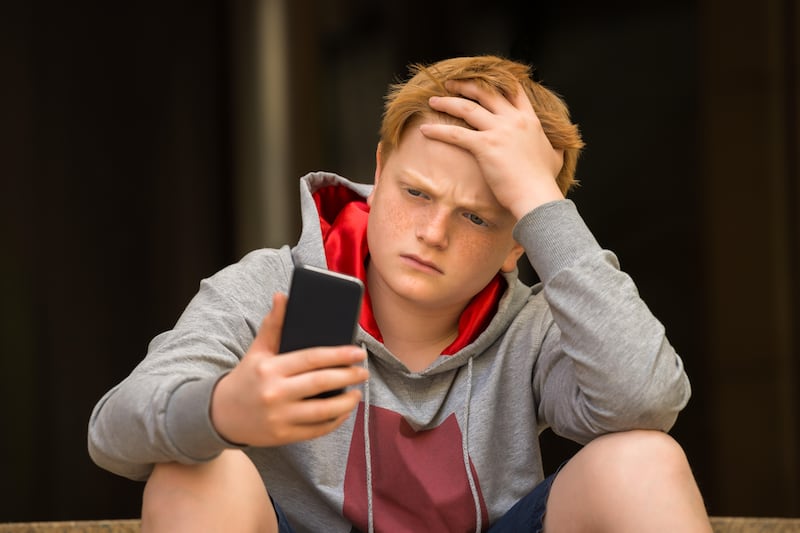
[428, 94, 496, 131]
[285, 364, 369, 399]
[505, 81, 535, 114]
[283, 410, 357, 443]
[279, 345, 367, 376]
[444, 79, 516, 115]
[286, 389, 363, 425]
[271, 356, 368, 402]
[418, 122, 481, 153]
[253, 292, 288, 356]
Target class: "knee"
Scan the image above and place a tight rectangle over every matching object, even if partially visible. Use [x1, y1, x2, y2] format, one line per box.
[142, 449, 275, 532]
[142, 460, 201, 515]
[579, 429, 691, 482]
[545, 431, 711, 532]
[142, 462, 192, 529]
[142, 459, 215, 525]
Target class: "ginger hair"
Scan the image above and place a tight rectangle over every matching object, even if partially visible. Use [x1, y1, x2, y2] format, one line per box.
[379, 55, 585, 194]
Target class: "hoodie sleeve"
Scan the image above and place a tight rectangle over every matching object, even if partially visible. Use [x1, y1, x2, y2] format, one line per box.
[87, 249, 290, 480]
[514, 200, 691, 445]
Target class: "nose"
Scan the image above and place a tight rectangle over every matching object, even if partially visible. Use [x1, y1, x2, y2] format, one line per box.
[416, 208, 449, 248]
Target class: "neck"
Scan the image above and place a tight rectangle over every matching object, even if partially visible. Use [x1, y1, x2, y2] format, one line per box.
[367, 267, 463, 372]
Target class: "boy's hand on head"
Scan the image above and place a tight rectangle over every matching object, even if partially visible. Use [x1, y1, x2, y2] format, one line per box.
[420, 80, 565, 220]
[210, 292, 368, 447]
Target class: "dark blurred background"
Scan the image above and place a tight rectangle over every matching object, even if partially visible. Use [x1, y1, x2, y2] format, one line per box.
[1, 0, 798, 523]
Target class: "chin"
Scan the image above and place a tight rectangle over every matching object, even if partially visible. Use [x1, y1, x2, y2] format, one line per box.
[396, 283, 467, 310]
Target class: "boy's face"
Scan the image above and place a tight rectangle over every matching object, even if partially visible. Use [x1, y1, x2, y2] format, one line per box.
[366, 124, 524, 312]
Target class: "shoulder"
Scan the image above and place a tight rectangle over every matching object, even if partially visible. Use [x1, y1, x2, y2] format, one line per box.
[196, 247, 294, 315]
[206, 247, 292, 286]
[483, 276, 553, 348]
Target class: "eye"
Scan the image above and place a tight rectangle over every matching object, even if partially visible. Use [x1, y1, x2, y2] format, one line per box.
[406, 188, 429, 199]
[464, 212, 488, 226]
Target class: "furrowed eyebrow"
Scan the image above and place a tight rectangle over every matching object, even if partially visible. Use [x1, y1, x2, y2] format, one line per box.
[399, 169, 501, 216]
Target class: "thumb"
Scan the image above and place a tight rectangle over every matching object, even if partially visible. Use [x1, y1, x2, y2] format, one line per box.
[253, 292, 288, 357]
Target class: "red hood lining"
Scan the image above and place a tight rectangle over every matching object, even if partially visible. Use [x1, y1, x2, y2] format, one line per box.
[314, 184, 504, 355]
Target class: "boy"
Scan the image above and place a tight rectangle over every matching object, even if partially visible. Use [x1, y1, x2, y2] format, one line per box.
[89, 55, 712, 532]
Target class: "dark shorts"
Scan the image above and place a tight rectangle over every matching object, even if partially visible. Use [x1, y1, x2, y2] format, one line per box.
[273, 467, 561, 533]
[487, 467, 561, 533]
[272, 495, 295, 533]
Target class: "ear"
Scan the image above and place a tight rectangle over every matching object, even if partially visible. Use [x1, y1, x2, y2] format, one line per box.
[500, 242, 526, 273]
[368, 143, 383, 207]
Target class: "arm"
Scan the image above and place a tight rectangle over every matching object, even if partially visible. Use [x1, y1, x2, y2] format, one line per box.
[518, 200, 690, 443]
[88, 250, 367, 480]
[87, 256, 261, 480]
[420, 81, 690, 442]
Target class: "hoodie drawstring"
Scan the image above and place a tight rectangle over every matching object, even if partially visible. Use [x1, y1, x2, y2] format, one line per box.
[363, 345, 375, 533]
[462, 356, 482, 533]
[362, 352, 481, 533]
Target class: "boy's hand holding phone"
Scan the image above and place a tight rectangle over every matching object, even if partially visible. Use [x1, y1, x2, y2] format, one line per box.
[210, 269, 368, 447]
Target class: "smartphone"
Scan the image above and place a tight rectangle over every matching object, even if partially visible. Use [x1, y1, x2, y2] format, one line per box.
[279, 264, 365, 398]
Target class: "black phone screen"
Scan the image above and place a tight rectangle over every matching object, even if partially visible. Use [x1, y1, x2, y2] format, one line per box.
[279, 265, 364, 355]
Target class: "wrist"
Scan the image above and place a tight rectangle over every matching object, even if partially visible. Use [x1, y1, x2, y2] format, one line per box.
[165, 376, 236, 459]
[210, 372, 245, 446]
[508, 180, 564, 221]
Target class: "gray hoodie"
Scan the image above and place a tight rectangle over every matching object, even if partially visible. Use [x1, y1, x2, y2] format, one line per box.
[88, 172, 690, 533]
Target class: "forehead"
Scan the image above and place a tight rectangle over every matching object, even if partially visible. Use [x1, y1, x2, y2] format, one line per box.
[384, 127, 505, 212]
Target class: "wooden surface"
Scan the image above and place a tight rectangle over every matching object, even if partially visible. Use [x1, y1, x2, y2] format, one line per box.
[0, 521, 141, 533]
[1, 517, 800, 532]
[711, 517, 800, 533]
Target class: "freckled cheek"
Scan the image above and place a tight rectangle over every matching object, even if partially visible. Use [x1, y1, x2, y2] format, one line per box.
[386, 205, 413, 235]
[469, 234, 515, 273]
[371, 202, 414, 243]
[453, 233, 498, 263]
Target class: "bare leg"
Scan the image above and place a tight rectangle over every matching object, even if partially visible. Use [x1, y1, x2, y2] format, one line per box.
[142, 449, 278, 533]
[543, 430, 712, 533]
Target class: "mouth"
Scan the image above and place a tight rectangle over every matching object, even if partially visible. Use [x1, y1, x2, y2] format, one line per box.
[401, 254, 444, 274]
